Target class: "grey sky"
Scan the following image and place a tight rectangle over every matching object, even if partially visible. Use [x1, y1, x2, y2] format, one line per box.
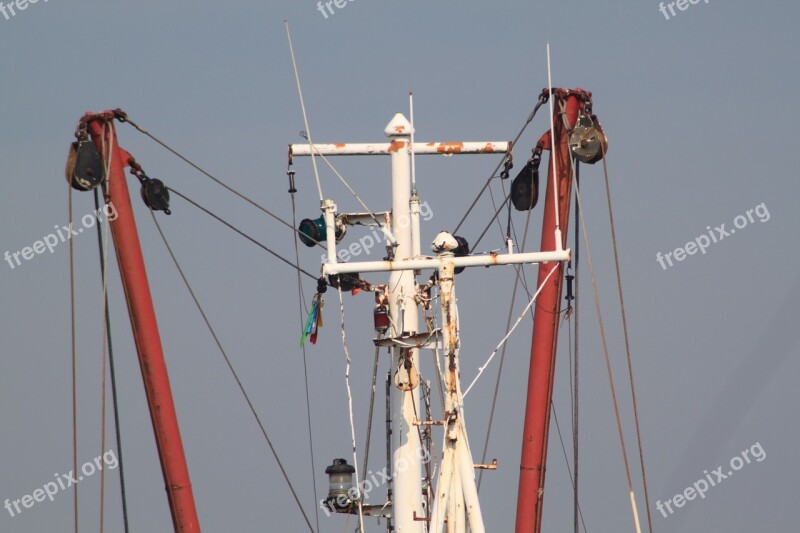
[1, 1, 798, 531]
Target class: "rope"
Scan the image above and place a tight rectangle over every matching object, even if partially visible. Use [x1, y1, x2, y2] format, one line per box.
[98, 123, 114, 532]
[68, 177, 79, 533]
[461, 263, 559, 400]
[118, 116, 325, 249]
[572, 162, 581, 533]
[551, 403, 589, 532]
[93, 189, 130, 533]
[572, 169, 642, 533]
[167, 187, 317, 280]
[305, 139, 397, 247]
[335, 287, 365, 532]
[285, 20, 324, 203]
[362, 345, 381, 477]
[289, 186, 321, 532]
[477, 195, 536, 491]
[148, 210, 315, 532]
[452, 97, 545, 235]
[600, 148, 654, 533]
[470, 193, 511, 252]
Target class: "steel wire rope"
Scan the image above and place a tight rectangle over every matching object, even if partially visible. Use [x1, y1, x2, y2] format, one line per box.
[167, 187, 317, 280]
[598, 145, 654, 533]
[452, 97, 545, 235]
[97, 124, 114, 532]
[68, 176, 79, 533]
[92, 188, 131, 533]
[289, 187, 321, 532]
[572, 165, 643, 533]
[117, 115, 326, 249]
[147, 209, 316, 532]
[551, 402, 589, 532]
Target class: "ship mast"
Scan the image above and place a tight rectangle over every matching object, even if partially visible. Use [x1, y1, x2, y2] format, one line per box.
[515, 90, 593, 533]
[290, 112, 570, 531]
[83, 111, 201, 532]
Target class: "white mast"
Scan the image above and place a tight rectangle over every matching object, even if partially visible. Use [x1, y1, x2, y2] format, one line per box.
[289, 112, 570, 532]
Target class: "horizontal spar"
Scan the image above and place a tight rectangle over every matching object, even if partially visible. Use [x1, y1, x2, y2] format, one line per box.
[323, 249, 570, 275]
[289, 141, 511, 157]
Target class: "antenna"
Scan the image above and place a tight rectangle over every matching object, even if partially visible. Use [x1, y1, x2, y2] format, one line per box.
[285, 20, 324, 204]
[547, 42, 563, 250]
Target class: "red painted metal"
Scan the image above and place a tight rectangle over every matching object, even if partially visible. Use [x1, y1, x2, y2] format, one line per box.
[515, 91, 582, 533]
[86, 112, 201, 533]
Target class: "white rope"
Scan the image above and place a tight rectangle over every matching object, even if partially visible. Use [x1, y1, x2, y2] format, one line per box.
[285, 20, 324, 203]
[461, 263, 560, 400]
[336, 287, 365, 532]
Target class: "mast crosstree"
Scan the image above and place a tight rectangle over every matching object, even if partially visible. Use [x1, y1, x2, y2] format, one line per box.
[290, 111, 572, 532]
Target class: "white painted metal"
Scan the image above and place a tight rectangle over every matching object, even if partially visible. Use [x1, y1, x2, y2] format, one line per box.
[290, 113, 569, 532]
[323, 250, 570, 276]
[429, 256, 485, 533]
[323, 199, 338, 264]
[290, 141, 511, 157]
[386, 113, 425, 532]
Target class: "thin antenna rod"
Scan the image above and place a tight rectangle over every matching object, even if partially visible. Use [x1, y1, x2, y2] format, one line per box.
[285, 20, 324, 203]
[410, 91, 417, 195]
[547, 42, 563, 249]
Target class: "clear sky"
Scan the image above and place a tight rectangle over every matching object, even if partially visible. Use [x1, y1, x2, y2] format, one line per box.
[1, 1, 798, 531]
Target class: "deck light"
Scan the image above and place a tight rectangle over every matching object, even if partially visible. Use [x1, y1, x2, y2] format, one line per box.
[325, 458, 356, 510]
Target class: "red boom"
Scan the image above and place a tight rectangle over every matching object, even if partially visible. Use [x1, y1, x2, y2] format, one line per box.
[86, 112, 201, 532]
[515, 91, 582, 533]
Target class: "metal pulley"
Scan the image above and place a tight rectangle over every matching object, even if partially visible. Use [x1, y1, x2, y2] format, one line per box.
[569, 113, 608, 164]
[141, 177, 171, 215]
[510, 156, 540, 212]
[65, 139, 105, 191]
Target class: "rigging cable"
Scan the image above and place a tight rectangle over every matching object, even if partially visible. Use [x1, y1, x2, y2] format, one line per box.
[98, 124, 114, 532]
[147, 209, 316, 532]
[572, 164, 643, 533]
[68, 175, 79, 533]
[304, 139, 398, 247]
[116, 114, 324, 250]
[167, 187, 317, 280]
[476, 184, 536, 491]
[452, 96, 545, 236]
[335, 287, 365, 532]
[93, 188, 131, 533]
[285, 20, 324, 203]
[288, 174, 321, 532]
[600, 146, 654, 533]
[362, 345, 381, 478]
[551, 403, 589, 532]
[461, 263, 559, 400]
[572, 161, 581, 533]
